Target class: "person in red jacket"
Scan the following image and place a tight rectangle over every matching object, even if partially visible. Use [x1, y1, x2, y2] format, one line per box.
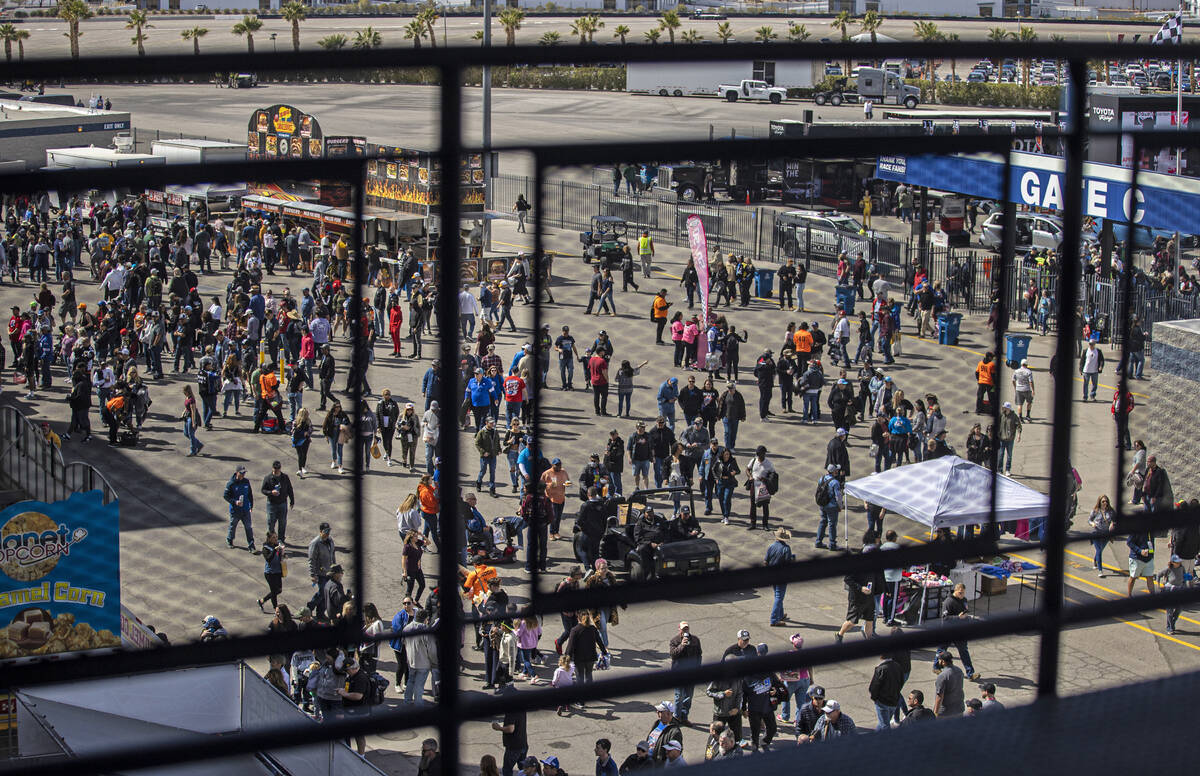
[388, 300, 404, 357]
[589, 352, 610, 416]
[1111, 389, 1134, 451]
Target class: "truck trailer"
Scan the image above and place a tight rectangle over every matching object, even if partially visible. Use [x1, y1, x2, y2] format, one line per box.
[627, 60, 819, 97]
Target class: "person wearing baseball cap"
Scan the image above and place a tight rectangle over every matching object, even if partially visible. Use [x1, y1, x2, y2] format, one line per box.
[826, 428, 851, 483]
[620, 741, 653, 773]
[668, 622, 701, 724]
[224, 465, 255, 552]
[724, 628, 752, 659]
[808, 699, 855, 741]
[815, 463, 843, 551]
[539, 755, 564, 776]
[662, 740, 685, 767]
[647, 701, 683, 765]
[719, 380, 746, 450]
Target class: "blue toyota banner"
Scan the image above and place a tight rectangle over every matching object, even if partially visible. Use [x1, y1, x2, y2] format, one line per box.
[0, 491, 120, 659]
[875, 151, 1200, 234]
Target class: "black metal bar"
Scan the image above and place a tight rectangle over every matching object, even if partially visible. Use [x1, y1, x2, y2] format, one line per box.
[1112, 132, 1141, 512]
[1036, 58, 1089, 698]
[350, 165, 367, 623]
[434, 63, 464, 776]
[987, 154, 1018, 527]
[528, 158, 548, 603]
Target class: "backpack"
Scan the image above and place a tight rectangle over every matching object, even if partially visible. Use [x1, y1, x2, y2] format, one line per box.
[766, 469, 779, 495]
[367, 672, 389, 705]
[312, 664, 343, 698]
[199, 370, 219, 396]
[815, 475, 832, 507]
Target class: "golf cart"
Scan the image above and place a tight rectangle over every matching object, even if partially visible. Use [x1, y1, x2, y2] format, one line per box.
[579, 215, 629, 269]
[598, 487, 720, 582]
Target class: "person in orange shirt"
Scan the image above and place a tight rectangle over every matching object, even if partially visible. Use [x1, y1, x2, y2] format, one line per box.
[793, 322, 814, 372]
[255, 368, 286, 433]
[652, 290, 672, 345]
[540, 457, 570, 540]
[975, 352, 996, 414]
[417, 473, 440, 549]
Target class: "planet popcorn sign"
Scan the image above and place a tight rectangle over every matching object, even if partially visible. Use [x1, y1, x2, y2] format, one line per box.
[0, 491, 120, 660]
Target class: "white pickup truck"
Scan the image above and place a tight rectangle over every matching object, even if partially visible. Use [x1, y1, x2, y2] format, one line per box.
[717, 79, 788, 104]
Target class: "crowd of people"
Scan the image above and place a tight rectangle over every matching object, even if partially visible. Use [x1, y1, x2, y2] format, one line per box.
[2, 186, 1183, 775]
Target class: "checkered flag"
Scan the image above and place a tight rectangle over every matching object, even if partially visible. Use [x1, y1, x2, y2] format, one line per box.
[1152, 10, 1183, 45]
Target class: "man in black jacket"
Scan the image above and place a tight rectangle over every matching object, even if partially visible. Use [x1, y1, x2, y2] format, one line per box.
[899, 689, 936, 725]
[317, 345, 336, 411]
[261, 460, 296, 544]
[376, 390, 399, 465]
[648, 416, 675, 489]
[575, 487, 609, 569]
[868, 654, 905, 730]
[718, 381, 746, 450]
[632, 507, 666, 580]
[667, 621, 702, 724]
[835, 541, 884, 641]
[825, 428, 851, 482]
[1127, 316, 1147, 379]
[678, 376, 703, 427]
[753, 350, 775, 422]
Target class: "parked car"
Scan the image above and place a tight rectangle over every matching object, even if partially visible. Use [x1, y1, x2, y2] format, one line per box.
[979, 212, 1064, 252]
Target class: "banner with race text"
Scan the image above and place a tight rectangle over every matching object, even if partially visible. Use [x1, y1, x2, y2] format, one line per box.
[687, 215, 710, 367]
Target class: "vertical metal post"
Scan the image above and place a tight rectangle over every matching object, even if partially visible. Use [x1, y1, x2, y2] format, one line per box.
[917, 186, 928, 272]
[482, 0, 493, 250]
[530, 157, 547, 605]
[436, 63, 464, 776]
[1037, 58, 1088, 698]
[349, 161, 367, 625]
[1112, 137, 1142, 508]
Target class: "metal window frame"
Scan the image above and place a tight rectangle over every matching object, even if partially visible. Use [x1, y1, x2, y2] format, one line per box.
[2, 39, 1200, 776]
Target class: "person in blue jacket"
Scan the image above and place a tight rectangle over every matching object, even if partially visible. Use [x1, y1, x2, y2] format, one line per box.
[421, 361, 440, 411]
[224, 464, 255, 551]
[465, 367, 497, 431]
[657, 377, 679, 430]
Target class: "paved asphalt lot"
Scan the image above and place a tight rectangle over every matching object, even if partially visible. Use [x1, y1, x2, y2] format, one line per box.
[1, 206, 1194, 773]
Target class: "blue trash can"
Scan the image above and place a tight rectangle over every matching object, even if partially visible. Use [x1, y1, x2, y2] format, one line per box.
[835, 285, 856, 315]
[938, 312, 963, 345]
[1005, 333, 1032, 367]
[754, 268, 776, 298]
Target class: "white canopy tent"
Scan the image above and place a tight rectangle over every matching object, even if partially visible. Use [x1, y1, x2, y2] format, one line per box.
[843, 456, 1049, 530]
[850, 32, 901, 43]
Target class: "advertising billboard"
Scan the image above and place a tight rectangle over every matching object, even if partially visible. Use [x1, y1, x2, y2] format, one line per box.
[0, 491, 120, 660]
[248, 104, 324, 161]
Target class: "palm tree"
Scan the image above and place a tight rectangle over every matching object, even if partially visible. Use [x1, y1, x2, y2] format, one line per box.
[539, 30, 561, 46]
[281, 1, 306, 53]
[1013, 24, 1038, 87]
[754, 26, 777, 43]
[831, 11, 853, 74]
[946, 32, 960, 81]
[402, 21, 423, 49]
[126, 10, 151, 56]
[643, 27, 661, 44]
[987, 26, 1009, 43]
[496, 8, 525, 46]
[58, 0, 92, 60]
[181, 26, 208, 56]
[231, 15, 263, 55]
[913, 21, 943, 97]
[681, 28, 703, 43]
[13, 27, 28, 60]
[584, 14, 603, 43]
[830, 10, 852, 42]
[353, 26, 382, 49]
[0, 24, 17, 63]
[419, 3, 439, 48]
[787, 22, 810, 42]
[715, 21, 733, 44]
[570, 17, 588, 45]
[318, 33, 349, 50]
[612, 23, 630, 44]
[498, 8, 523, 46]
[860, 10, 883, 43]
[659, 9, 681, 44]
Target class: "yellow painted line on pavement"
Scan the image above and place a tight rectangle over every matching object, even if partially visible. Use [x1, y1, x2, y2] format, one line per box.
[900, 533, 1200, 651]
[1061, 545, 1200, 629]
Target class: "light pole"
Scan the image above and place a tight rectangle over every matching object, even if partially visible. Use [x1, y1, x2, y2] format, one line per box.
[269, 33, 277, 54]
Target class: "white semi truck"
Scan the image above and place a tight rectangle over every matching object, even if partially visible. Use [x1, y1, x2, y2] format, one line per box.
[627, 60, 818, 97]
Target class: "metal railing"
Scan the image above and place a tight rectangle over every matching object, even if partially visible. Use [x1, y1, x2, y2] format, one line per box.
[0, 37, 1198, 776]
[0, 405, 117, 506]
